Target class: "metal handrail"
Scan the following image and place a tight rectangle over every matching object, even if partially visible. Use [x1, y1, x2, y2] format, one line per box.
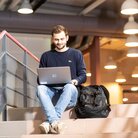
[0, 30, 40, 63]
[0, 30, 40, 118]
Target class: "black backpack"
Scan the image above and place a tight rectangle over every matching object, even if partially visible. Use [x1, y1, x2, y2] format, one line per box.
[75, 85, 111, 118]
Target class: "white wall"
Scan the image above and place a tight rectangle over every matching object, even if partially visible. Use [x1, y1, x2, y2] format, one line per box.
[11, 33, 51, 59]
[6, 32, 51, 73]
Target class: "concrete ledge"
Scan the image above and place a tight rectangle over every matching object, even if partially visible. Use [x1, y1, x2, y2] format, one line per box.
[1, 118, 138, 136]
[7, 107, 76, 121]
[21, 132, 138, 138]
[7, 104, 138, 121]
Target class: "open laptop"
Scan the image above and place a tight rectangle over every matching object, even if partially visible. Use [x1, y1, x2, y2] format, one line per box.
[37, 66, 71, 86]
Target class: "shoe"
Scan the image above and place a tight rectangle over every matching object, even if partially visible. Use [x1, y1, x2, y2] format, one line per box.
[39, 122, 50, 134]
[50, 121, 64, 134]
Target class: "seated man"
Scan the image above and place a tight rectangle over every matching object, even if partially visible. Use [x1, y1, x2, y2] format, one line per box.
[37, 25, 86, 134]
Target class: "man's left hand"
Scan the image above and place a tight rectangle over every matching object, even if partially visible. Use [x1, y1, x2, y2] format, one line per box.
[70, 79, 78, 85]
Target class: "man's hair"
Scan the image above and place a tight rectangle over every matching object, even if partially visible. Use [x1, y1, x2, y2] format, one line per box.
[51, 25, 69, 36]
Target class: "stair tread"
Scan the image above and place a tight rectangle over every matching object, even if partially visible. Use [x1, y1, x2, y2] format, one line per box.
[7, 104, 138, 121]
[20, 132, 138, 138]
[1, 117, 138, 136]
[2, 104, 138, 137]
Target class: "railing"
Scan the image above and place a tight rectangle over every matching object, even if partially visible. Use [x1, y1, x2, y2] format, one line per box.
[0, 30, 40, 62]
[0, 30, 40, 120]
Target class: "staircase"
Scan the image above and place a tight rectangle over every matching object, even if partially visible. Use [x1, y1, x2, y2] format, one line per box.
[1, 104, 138, 138]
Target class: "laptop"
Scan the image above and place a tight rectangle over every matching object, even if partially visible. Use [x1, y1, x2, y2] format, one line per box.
[37, 66, 71, 86]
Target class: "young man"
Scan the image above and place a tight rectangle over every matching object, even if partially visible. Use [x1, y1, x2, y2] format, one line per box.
[37, 25, 86, 134]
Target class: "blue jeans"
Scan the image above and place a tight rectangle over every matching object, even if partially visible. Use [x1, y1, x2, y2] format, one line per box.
[37, 83, 78, 123]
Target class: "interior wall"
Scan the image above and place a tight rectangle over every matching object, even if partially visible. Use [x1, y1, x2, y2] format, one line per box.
[6, 32, 51, 73]
[103, 82, 123, 104]
[11, 33, 51, 59]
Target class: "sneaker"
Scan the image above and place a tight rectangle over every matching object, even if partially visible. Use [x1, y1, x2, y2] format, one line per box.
[39, 122, 50, 134]
[50, 121, 64, 134]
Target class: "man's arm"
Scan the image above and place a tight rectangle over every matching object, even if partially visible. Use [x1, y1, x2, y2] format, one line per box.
[75, 50, 87, 85]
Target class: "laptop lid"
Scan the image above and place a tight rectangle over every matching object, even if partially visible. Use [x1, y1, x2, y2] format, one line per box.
[37, 66, 71, 85]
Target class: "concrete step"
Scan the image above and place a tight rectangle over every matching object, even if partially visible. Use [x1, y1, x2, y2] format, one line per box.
[7, 107, 76, 121]
[21, 132, 138, 138]
[114, 104, 138, 117]
[0, 120, 41, 137]
[21, 134, 83, 138]
[1, 117, 138, 136]
[0, 137, 19, 138]
[7, 104, 138, 121]
[1, 132, 138, 138]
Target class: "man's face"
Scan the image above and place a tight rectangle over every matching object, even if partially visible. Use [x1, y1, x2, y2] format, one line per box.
[52, 31, 69, 50]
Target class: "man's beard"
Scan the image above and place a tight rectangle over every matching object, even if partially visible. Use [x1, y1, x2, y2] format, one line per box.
[55, 44, 66, 50]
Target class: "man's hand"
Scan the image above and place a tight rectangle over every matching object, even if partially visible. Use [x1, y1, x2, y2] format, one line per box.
[70, 79, 78, 85]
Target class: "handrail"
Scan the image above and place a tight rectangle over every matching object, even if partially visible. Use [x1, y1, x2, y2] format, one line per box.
[0, 30, 40, 62]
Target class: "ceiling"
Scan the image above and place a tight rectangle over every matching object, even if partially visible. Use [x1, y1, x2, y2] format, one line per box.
[0, 0, 130, 36]
[0, 0, 125, 17]
[35, 0, 124, 17]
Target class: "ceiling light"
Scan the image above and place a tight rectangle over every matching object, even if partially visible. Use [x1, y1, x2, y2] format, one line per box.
[115, 72, 126, 83]
[127, 47, 138, 57]
[104, 56, 117, 69]
[132, 66, 138, 77]
[86, 73, 92, 77]
[131, 86, 138, 91]
[125, 35, 138, 47]
[121, 0, 138, 15]
[123, 98, 128, 102]
[123, 16, 138, 34]
[18, 0, 33, 14]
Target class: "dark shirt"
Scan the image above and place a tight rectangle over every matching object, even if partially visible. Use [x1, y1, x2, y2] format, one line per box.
[39, 48, 86, 85]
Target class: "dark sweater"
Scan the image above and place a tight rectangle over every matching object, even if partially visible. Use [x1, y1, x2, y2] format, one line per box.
[39, 48, 86, 85]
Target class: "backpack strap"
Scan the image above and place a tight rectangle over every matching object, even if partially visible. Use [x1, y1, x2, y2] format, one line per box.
[99, 85, 111, 109]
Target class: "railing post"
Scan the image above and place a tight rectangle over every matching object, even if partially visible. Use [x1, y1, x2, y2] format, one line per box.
[1, 35, 7, 121]
[23, 51, 27, 107]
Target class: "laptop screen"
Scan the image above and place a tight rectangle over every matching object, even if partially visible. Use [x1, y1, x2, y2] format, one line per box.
[37, 66, 71, 86]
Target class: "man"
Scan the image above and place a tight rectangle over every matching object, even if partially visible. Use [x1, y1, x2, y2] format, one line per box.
[37, 25, 86, 134]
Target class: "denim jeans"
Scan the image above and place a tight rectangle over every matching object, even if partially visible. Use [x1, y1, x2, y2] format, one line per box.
[37, 83, 78, 123]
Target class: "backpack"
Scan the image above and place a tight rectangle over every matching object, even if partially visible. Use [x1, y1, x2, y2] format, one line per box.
[75, 85, 111, 118]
